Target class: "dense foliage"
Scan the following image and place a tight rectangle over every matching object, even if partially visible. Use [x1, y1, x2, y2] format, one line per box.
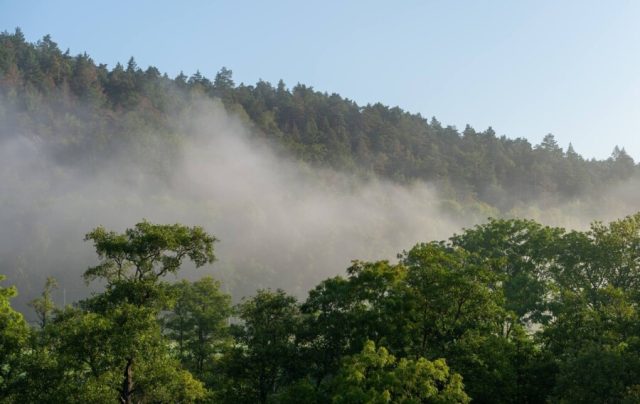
[3, 214, 640, 402]
[1, 29, 637, 210]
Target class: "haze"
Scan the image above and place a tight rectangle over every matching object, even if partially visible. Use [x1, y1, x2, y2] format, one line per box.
[0, 98, 466, 313]
[2, 92, 639, 318]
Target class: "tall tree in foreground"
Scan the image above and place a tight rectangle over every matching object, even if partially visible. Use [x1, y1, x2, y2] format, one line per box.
[41, 221, 217, 403]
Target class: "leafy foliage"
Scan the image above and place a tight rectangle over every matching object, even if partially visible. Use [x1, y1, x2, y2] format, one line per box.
[163, 277, 232, 381]
[215, 290, 302, 403]
[0, 275, 29, 399]
[330, 340, 469, 404]
[83, 220, 216, 284]
[5, 214, 640, 401]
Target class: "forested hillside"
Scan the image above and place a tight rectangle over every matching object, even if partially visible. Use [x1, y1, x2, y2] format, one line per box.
[1, 28, 637, 211]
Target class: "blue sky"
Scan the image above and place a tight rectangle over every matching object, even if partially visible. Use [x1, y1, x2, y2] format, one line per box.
[2, 0, 639, 160]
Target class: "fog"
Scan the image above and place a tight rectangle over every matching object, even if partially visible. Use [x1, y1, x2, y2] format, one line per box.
[0, 99, 468, 316]
[507, 177, 640, 231]
[3, 97, 640, 319]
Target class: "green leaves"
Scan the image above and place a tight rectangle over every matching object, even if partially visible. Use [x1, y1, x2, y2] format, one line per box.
[163, 277, 232, 379]
[40, 221, 218, 403]
[84, 221, 216, 284]
[451, 218, 563, 324]
[0, 275, 29, 399]
[330, 340, 469, 404]
[28, 277, 58, 328]
[12, 214, 640, 402]
[219, 290, 301, 403]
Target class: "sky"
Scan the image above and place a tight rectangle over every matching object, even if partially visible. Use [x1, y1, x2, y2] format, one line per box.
[1, 0, 639, 160]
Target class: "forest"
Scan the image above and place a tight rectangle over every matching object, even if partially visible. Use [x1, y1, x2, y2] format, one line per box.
[2, 29, 640, 403]
[0, 28, 638, 212]
[3, 215, 640, 403]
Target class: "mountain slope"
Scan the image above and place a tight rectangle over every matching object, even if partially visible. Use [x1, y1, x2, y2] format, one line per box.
[0, 28, 637, 211]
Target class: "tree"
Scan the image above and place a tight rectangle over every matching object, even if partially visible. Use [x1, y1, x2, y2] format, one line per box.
[609, 146, 635, 180]
[46, 305, 207, 403]
[400, 242, 504, 358]
[399, 241, 549, 403]
[52, 221, 217, 403]
[450, 218, 562, 324]
[0, 275, 29, 399]
[536, 133, 562, 154]
[216, 290, 301, 404]
[164, 277, 232, 380]
[329, 340, 469, 404]
[541, 213, 640, 402]
[214, 67, 234, 91]
[29, 276, 58, 328]
[83, 220, 216, 285]
[213, 66, 235, 103]
[299, 260, 407, 386]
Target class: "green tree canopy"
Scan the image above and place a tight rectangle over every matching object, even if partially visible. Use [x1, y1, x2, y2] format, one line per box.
[330, 340, 469, 404]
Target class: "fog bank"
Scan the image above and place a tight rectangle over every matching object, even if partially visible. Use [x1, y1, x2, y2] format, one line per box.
[3, 97, 640, 319]
[0, 99, 466, 316]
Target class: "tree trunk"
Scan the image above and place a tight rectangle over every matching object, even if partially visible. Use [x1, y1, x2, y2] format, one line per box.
[120, 357, 134, 404]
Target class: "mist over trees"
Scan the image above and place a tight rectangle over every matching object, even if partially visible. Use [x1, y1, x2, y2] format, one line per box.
[1, 29, 637, 212]
[3, 29, 640, 402]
